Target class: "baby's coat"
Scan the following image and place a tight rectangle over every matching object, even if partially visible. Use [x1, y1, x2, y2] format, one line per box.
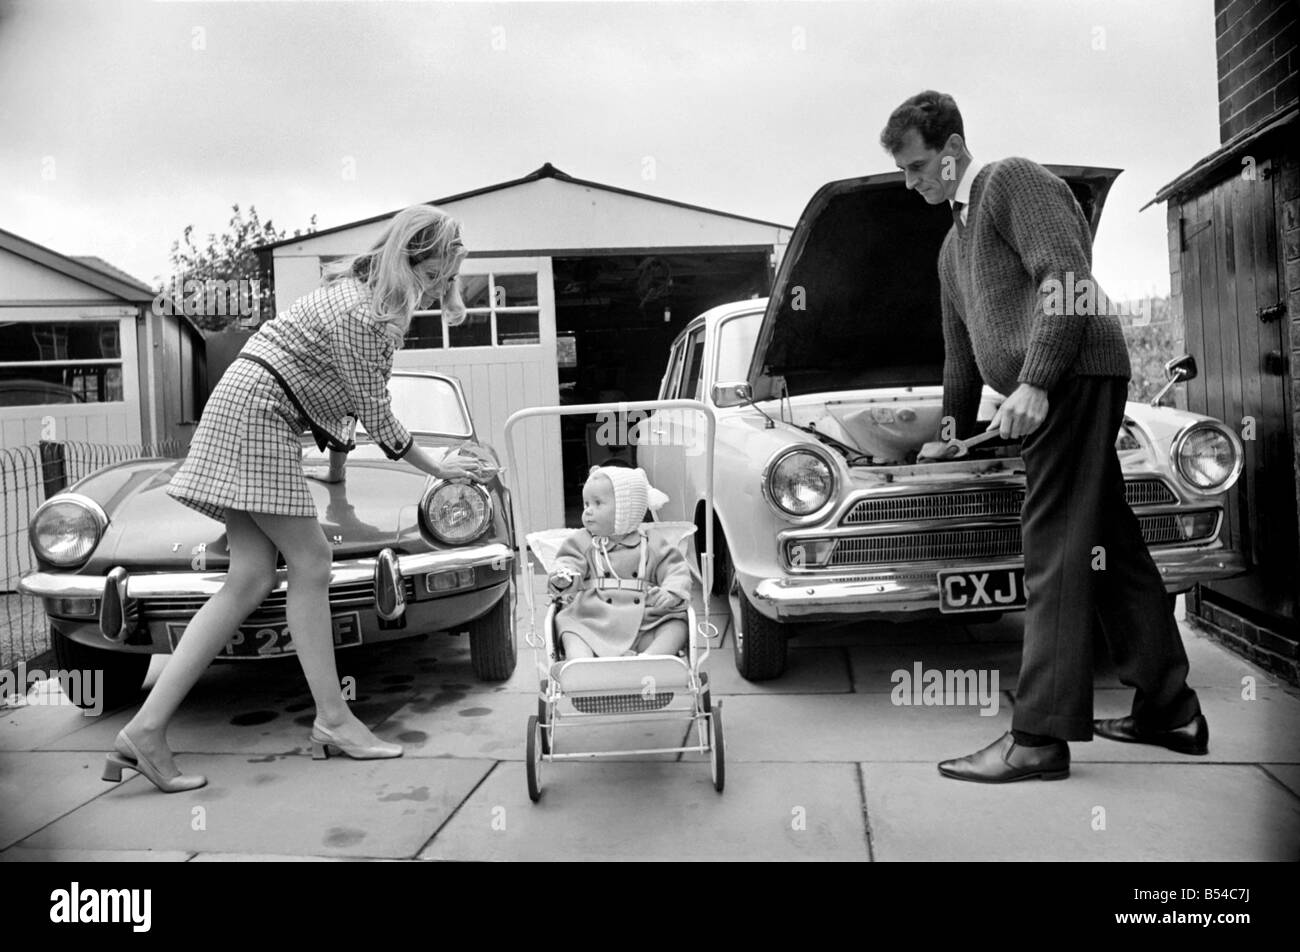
[551, 527, 693, 657]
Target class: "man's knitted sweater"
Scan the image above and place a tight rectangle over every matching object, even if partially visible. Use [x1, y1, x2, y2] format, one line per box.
[939, 156, 1130, 438]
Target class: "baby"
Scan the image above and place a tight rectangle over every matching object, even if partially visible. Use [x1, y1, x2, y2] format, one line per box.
[548, 466, 692, 658]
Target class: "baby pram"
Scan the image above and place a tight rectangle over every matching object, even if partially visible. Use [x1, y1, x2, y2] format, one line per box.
[503, 400, 723, 802]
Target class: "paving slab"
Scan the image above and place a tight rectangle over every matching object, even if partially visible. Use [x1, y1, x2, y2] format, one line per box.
[702, 639, 852, 695]
[861, 762, 1300, 861]
[1078, 685, 1300, 764]
[0, 751, 123, 851]
[718, 693, 1012, 763]
[18, 753, 494, 859]
[1259, 764, 1300, 798]
[847, 641, 1025, 694]
[375, 689, 693, 762]
[794, 616, 973, 647]
[38, 682, 413, 757]
[0, 847, 192, 862]
[420, 761, 868, 861]
[189, 852, 357, 862]
[0, 698, 100, 752]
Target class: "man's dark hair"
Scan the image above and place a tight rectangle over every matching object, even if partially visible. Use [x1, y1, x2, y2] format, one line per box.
[880, 91, 964, 153]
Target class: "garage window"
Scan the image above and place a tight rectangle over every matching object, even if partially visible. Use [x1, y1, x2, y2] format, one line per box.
[406, 272, 541, 350]
[0, 321, 124, 406]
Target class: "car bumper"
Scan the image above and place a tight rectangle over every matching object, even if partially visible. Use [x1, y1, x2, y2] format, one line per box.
[746, 546, 1248, 620]
[21, 543, 514, 655]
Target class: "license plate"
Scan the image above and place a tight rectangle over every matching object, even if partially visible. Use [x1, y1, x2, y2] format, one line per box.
[167, 613, 362, 658]
[937, 567, 1026, 613]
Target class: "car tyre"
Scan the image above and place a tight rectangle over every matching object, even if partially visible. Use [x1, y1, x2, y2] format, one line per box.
[469, 575, 518, 681]
[50, 627, 149, 711]
[706, 524, 732, 597]
[729, 576, 788, 681]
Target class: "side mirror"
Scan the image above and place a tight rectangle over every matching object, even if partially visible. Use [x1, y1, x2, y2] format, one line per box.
[1164, 354, 1197, 382]
[711, 382, 751, 407]
[1150, 354, 1198, 406]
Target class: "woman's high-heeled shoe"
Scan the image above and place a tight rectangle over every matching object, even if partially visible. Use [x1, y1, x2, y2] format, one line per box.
[103, 730, 207, 793]
[309, 720, 403, 760]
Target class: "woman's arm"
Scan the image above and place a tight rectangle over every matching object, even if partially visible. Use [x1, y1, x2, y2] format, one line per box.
[327, 448, 348, 482]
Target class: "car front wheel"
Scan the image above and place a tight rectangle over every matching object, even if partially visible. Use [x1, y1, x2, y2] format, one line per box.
[50, 627, 150, 711]
[729, 577, 789, 681]
[468, 576, 518, 681]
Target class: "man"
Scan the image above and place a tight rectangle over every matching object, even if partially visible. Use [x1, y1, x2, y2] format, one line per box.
[880, 90, 1208, 782]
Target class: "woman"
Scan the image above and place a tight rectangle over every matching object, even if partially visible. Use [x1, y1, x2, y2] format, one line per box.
[103, 205, 486, 793]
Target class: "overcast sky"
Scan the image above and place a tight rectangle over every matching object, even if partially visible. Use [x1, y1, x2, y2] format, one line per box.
[1, 0, 1218, 300]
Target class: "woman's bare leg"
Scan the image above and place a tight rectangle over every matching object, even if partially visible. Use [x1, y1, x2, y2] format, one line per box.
[122, 509, 277, 774]
[248, 512, 361, 730]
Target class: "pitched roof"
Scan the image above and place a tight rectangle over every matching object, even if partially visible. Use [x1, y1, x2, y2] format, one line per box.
[71, 255, 155, 294]
[0, 227, 155, 303]
[256, 162, 791, 251]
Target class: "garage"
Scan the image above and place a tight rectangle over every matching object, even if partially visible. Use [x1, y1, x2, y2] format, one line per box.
[259, 163, 792, 530]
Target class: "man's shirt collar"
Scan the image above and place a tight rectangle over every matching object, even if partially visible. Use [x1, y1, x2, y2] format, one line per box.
[950, 156, 986, 225]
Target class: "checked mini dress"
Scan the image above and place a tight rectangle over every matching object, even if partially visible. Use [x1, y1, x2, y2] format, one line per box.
[167, 277, 414, 523]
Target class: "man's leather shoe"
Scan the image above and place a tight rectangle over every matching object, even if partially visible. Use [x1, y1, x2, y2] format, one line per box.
[1092, 713, 1208, 755]
[937, 732, 1069, 783]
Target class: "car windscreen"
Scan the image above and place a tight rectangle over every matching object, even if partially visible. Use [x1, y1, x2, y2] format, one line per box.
[356, 375, 472, 438]
[714, 312, 763, 385]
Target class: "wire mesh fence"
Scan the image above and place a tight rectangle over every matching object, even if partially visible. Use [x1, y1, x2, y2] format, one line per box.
[1, 440, 187, 674]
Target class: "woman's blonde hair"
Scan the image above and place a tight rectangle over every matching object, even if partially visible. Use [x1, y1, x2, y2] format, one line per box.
[323, 204, 464, 342]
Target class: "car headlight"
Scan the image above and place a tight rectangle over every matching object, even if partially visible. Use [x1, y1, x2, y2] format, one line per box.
[1172, 423, 1242, 494]
[422, 480, 492, 544]
[29, 494, 107, 567]
[765, 448, 836, 518]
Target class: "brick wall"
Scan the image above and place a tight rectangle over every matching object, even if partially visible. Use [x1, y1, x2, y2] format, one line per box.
[1216, 0, 1298, 143]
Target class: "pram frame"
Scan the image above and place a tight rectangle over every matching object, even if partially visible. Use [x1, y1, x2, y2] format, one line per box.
[503, 399, 722, 800]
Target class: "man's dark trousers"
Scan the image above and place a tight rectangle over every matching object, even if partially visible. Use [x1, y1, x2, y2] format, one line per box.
[1012, 374, 1202, 740]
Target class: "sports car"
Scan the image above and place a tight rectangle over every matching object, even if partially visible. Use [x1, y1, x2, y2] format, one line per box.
[20, 370, 516, 709]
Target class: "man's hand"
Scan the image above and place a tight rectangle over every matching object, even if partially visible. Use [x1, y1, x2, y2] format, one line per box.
[988, 383, 1049, 440]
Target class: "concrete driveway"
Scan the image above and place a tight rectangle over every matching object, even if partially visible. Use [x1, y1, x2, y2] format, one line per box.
[3, 582, 1298, 862]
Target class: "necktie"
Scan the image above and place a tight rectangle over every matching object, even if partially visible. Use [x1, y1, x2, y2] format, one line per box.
[952, 200, 966, 229]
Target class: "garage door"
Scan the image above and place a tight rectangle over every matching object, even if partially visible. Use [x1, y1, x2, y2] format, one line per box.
[393, 256, 563, 536]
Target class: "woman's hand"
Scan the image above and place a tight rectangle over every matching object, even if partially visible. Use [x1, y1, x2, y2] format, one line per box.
[404, 443, 492, 483]
[435, 453, 490, 482]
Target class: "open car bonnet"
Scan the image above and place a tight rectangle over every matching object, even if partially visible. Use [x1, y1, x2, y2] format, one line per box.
[747, 164, 1122, 401]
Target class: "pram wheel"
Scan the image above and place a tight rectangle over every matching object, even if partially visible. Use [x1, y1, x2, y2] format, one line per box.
[709, 701, 725, 793]
[526, 714, 543, 802]
[537, 679, 551, 755]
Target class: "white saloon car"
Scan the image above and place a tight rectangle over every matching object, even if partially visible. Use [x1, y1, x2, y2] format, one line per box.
[638, 167, 1246, 680]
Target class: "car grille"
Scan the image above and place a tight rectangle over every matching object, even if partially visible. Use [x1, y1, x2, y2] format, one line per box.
[840, 479, 1176, 526]
[136, 577, 419, 621]
[810, 512, 1210, 568]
